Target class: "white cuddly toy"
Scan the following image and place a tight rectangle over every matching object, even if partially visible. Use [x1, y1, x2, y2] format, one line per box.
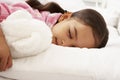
[1, 10, 52, 58]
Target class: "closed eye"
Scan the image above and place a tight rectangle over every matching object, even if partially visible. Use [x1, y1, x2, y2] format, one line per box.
[71, 45, 75, 47]
[68, 28, 72, 39]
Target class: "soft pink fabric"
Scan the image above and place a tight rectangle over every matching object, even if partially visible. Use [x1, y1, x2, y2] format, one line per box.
[0, 2, 62, 27]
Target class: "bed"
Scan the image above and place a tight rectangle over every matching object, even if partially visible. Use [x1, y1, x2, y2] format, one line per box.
[0, 0, 120, 80]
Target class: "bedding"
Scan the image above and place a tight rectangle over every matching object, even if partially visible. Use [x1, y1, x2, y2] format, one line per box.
[0, 26, 120, 80]
[118, 18, 120, 34]
[0, 0, 120, 80]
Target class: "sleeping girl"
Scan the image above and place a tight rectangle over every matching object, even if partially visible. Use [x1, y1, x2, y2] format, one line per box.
[0, 0, 109, 71]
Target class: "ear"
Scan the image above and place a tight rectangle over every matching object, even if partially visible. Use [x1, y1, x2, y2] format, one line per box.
[58, 12, 72, 22]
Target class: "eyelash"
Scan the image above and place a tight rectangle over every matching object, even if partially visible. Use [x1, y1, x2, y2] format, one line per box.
[68, 29, 72, 39]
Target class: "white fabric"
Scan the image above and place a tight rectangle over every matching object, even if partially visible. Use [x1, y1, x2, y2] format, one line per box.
[0, 0, 120, 80]
[98, 0, 120, 27]
[0, 0, 25, 4]
[46, 0, 85, 12]
[1, 10, 52, 58]
[118, 18, 120, 35]
[0, 26, 120, 80]
[98, 9, 120, 27]
[106, 0, 120, 14]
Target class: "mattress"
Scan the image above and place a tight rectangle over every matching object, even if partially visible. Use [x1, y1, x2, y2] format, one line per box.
[0, 26, 120, 80]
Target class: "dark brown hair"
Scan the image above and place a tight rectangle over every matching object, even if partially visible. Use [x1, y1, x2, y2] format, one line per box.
[71, 9, 109, 48]
[26, 0, 109, 48]
[26, 0, 65, 13]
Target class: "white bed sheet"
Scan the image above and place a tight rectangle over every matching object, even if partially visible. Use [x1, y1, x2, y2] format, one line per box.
[0, 0, 120, 80]
[0, 26, 120, 80]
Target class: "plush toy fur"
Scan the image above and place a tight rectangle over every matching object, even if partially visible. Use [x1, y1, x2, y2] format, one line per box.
[1, 10, 52, 58]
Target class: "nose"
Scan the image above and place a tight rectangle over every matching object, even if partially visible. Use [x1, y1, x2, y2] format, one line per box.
[52, 36, 75, 47]
[52, 37, 64, 45]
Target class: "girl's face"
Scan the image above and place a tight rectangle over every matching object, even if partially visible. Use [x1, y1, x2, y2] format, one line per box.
[51, 18, 95, 48]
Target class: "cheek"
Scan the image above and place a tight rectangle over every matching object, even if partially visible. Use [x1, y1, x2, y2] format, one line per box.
[51, 27, 59, 36]
[52, 27, 67, 40]
[52, 28, 61, 39]
[52, 25, 64, 36]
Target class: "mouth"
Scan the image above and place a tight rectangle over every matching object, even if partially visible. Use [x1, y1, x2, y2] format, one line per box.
[52, 36, 58, 45]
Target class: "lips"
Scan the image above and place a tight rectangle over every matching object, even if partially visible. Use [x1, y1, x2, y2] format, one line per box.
[52, 36, 58, 45]
[54, 37, 58, 45]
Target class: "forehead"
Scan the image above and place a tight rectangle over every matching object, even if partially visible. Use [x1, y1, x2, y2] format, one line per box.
[70, 19, 95, 48]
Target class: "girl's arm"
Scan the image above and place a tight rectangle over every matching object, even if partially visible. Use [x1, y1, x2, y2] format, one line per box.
[0, 27, 12, 71]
